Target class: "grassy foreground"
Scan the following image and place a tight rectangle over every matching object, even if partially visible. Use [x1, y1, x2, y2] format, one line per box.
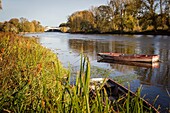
[0, 32, 68, 112]
[0, 32, 157, 113]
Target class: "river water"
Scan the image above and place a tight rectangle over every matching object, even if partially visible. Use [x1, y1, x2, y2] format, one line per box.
[26, 32, 170, 112]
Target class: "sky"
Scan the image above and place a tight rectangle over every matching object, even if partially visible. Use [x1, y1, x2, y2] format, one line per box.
[0, 0, 107, 26]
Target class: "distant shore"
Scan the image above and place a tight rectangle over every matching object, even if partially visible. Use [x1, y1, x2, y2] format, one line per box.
[45, 29, 170, 36]
[67, 30, 170, 36]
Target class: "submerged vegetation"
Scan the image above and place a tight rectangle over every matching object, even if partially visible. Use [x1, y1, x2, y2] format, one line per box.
[113, 74, 138, 84]
[0, 32, 158, 112]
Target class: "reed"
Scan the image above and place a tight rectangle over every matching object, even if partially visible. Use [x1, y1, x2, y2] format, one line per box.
[0, 32, 157, 112]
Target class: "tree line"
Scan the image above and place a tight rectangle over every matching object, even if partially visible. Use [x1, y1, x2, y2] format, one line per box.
[0, 18, 44, 33]
[62, 0, 170, 34]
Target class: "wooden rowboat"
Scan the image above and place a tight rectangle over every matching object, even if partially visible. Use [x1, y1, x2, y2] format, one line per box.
[97, 53, 159, 63]
[90, 78, 159, 113]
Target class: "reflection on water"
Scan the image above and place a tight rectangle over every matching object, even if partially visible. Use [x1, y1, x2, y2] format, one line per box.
[26, 32, 170, 112]
[98, 59, 160, 68]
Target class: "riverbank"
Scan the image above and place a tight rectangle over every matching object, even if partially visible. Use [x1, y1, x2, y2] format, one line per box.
[0, 32, 68, 112]
[48, 27, 170, 36]
[67, 29, 170, 36]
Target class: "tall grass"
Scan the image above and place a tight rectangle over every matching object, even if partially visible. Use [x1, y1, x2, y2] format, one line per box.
[0, 32, 158, 112]
[0, 32, 68, 112]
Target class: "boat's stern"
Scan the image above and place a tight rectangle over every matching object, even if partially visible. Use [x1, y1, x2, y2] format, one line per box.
[152, 55, 160, 62]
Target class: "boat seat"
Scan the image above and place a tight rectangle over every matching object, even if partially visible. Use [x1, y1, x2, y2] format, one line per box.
[104, 82, 118, 97]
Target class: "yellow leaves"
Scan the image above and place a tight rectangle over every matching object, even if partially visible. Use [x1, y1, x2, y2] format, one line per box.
[0, 48, 5, 61]
[1, 48, 5, 53]
[37, 63, 42, 72]
[68, 10, 95, 32]
[26, 41, 31, 49]
[0, 55, 2, 61]
[34, 63, 42, 76]
[41, 100, 45, 108]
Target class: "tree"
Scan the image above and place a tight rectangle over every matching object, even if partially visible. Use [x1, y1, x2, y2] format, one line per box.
[0, 17, 44, 33]
[140, 0, 159, 31]
[109, 0, 126, 31]
[0, 0, 2, 10]
[159, 0, 163, 29]
[0, 22, 3, 30]
[32, 20, 44, 32]
[123, 0, 143, 31]
[1, 22, 18, 32]
[164, 0, 170, 30]
[91, 5, 113, 33]
[9, 18, 19, 26]
[67, 10, 95, 33]
[59, 23, 69, 27]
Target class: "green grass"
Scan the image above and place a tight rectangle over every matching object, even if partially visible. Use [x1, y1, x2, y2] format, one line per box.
[0, 32, 158, 112]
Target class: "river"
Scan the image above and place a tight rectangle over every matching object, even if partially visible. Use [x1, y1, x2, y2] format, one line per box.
[26, 32, 170, 112]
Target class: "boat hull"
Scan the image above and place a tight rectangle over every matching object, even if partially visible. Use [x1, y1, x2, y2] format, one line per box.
[98, 53, 159, 63]
[98, 59, 159, 68]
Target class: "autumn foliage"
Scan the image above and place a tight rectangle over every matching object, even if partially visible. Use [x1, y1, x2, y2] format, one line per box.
[0, 18, 44, 33]
[66, 0, 170, 34]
